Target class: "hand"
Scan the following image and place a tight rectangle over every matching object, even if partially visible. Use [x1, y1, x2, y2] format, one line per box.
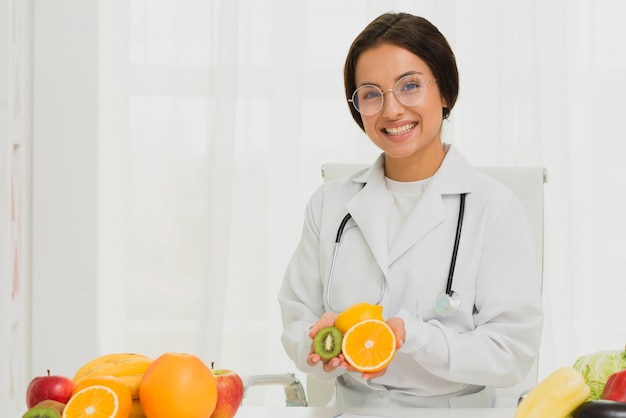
[307, 311, 338, 339]
[386, 317, 406, 350]
[359, 317, 405, 380]
[307, 312, 350, 372]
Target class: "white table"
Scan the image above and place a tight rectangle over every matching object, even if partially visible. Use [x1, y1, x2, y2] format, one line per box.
[235, 406, 517, 417]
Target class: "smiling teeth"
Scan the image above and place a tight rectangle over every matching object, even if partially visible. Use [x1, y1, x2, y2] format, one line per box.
[385, 123, 416, 135]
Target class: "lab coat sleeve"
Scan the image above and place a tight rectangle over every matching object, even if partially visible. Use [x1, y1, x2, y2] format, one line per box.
[278, 187, 344, 380]
[396, 191, 543, 388]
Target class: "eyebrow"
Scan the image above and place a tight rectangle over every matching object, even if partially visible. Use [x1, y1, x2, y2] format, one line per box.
[357, 71, 425, 88]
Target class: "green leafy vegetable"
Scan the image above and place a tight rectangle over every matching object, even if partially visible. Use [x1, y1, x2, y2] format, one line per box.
[573, 345, 626, 401]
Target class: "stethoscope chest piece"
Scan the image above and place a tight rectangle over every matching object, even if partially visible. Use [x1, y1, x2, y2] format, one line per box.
[434, 291, 461, 317]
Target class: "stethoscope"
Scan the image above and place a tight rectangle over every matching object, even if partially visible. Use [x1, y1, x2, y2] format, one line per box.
[325, 193, 467, 317]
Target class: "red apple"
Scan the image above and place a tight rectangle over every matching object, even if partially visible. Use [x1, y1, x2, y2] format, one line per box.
[26, 370, 75, 408]
[210, 367, 244, 418]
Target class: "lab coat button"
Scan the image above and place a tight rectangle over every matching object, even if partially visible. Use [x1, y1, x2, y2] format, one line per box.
[377, 390, 388, 398]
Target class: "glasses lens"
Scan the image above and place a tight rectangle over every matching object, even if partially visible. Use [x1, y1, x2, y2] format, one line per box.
[395, 75, 427, 106]
[352, 85, 383, 116]
[350, 75, 430, 115]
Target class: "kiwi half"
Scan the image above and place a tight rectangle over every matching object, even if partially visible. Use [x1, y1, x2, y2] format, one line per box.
[22, 405, 62, 418]
[313, 326, 343, 360]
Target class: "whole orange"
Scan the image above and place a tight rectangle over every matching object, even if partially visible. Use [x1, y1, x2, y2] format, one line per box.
[139, 352, 217, 418]
[334, 302, 384, 334]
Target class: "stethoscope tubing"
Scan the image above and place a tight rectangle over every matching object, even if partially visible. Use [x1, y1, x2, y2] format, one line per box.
[325, 193, 467, 315]
[446, 193, 466, 295]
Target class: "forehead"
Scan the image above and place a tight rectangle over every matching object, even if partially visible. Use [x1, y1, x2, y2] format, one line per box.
[354, 43, 433, 85]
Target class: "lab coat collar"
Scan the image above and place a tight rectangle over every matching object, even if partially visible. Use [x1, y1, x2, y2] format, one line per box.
[432, 144, 475, 195]
[346, 145, 476, 270]
[346, 154, 391, 275]
[350, 145, 475, 194]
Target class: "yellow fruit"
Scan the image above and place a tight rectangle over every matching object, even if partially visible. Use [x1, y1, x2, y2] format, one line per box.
[128, 399, 146, 418]
[341, 319, 396, 372]
[514, 366, 591, 418]
[117, 374, 143, 399]
[73, 353, 153, 387]
[334, 302, 384, 334]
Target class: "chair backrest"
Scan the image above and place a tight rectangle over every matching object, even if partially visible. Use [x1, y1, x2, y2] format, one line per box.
[309, 162, 547, 407]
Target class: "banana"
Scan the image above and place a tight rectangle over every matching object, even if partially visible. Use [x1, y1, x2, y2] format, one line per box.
[129, 399, 147, 418]
[515, 366, 591, 418]
[117, 373, 144, 399]
[73, 353, 153, 385]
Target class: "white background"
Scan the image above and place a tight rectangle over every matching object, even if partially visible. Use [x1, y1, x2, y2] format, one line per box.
[2, 0, 626, 414]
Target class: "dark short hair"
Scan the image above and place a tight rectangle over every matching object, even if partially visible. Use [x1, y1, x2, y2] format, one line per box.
[344, 13, 459, 131]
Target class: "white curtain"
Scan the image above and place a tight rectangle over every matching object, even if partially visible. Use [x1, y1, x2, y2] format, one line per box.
[100, 0, 626, 405]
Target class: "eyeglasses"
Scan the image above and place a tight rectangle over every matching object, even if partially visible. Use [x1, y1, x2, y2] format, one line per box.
[348, 75, 437, 116]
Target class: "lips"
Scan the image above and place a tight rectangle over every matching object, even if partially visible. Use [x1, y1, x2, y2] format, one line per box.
[383, 123, 416, 136]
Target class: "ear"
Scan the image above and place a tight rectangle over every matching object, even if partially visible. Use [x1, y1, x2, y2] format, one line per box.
[441, 97, 448, 108]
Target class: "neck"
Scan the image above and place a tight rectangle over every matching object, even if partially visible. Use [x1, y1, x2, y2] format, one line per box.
[384, 142, 447, 182]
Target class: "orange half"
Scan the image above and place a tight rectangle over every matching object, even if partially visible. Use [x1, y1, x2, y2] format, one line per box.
[341, 319, 397, 372]
[63, 376, 132, 418]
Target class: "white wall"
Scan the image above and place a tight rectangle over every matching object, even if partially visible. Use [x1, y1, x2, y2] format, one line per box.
[0, 0, 33, 416]
[31, 0, 100, 376]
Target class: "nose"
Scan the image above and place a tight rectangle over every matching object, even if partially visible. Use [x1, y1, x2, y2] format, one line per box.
[380, 89, 404, 117]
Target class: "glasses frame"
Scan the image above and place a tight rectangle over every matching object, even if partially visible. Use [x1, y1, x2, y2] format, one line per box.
[348, 75, 437, 116]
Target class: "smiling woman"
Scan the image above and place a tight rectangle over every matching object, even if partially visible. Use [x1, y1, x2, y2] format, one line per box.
[15, 0, 626, 412]
[278, 12, 543, 408]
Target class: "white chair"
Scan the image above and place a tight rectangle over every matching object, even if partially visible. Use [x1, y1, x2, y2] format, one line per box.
[309, 162, 548, 408]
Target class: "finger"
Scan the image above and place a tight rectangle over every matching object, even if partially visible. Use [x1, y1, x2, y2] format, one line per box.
[307, 353, 321, 367]
[386, 317, 406, 348]
[361, 368, 387, 380]
[322, 357, 341, 372]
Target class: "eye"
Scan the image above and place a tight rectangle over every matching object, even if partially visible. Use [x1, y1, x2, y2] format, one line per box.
[399, 79, 422, 94]
[358, 86, 382, 101]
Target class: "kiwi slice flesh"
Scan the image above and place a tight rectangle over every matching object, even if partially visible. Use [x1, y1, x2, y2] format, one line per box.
[313, 326, 343, 359]
[22, 405, 62, 418]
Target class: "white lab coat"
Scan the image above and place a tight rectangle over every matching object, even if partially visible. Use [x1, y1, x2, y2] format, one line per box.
[278, 145, 543, 408]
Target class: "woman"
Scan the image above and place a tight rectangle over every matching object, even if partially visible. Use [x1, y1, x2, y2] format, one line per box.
[278, 12, 543, 408]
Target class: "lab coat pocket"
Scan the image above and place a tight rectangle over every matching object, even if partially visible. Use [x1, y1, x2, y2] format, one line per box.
[416, 289, 476, 331]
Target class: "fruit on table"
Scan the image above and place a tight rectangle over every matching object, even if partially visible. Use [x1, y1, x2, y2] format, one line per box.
[341, 319, 396, 373]
[117, 373, 143, 400]
[571, 400, 626, 418]
[62, 375, 132, 418]
[334, 302, 383, 334]
[514, 366, 591, 418]
[573, 345, 626, 401]
[128, 399, 146, 418]
[71, 352, 152, 417]
[210, 365, 245, 418]
[602, 369, 626, 403]
[313, 326, 343, 360]
[139, 352, 218, 418]
[22, 400, 66, 418]
[27, 370, 75, 408]
[72, 353, 153, 386]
